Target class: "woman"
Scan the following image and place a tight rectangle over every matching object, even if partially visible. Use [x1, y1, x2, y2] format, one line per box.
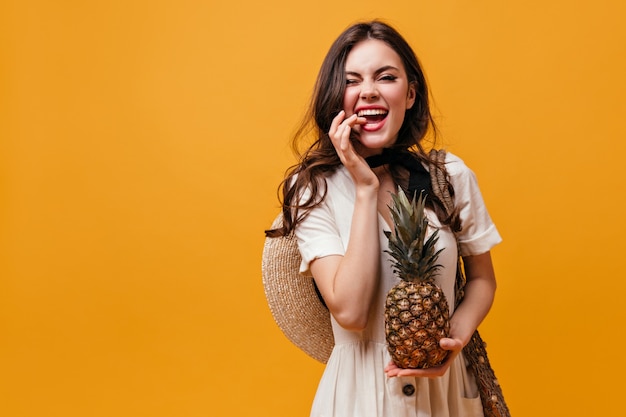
[269, 21, 502, 417]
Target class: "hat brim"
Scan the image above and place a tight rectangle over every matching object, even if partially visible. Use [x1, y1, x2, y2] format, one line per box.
[262, 214, 334, 363]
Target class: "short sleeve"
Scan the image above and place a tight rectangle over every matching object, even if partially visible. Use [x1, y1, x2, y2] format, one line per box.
[294, 187, 346, 276]
[446, 154, 502, 257]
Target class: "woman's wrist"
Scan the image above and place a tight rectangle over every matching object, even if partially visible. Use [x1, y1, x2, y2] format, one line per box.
[449, 319, 476, 348]
[354, 182, 379, 200]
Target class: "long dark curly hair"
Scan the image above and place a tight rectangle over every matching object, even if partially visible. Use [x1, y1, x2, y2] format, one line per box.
[267, 21, 457, 237]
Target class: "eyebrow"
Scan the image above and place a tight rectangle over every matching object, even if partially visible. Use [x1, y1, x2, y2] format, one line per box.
[345, 65, 401, 77]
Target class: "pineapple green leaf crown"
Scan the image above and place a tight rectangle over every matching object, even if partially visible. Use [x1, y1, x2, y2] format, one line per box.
[384, 188, 443, 283]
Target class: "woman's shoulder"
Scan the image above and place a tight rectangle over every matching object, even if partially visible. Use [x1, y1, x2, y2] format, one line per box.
[326, 165, 353, 186]
[324, 166, 356, 200]
[297, 166, 353, 203]
[441, 151, 473, 178]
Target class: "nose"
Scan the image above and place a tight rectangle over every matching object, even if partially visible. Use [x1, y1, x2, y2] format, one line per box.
[360, 80, 378, 100]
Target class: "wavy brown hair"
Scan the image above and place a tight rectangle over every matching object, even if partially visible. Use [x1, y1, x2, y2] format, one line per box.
[267, 21, 458, 237]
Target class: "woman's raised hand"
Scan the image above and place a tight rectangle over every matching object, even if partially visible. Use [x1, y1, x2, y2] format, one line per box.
[328, 110, 377, 189]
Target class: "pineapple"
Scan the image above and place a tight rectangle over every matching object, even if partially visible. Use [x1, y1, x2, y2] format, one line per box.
[384, 188, 450, 369]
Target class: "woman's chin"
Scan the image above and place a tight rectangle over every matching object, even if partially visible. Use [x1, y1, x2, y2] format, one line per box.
[353, 136, 398, 156]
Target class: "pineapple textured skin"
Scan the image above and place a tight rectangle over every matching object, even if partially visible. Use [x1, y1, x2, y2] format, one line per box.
[385, 281, 450, 368]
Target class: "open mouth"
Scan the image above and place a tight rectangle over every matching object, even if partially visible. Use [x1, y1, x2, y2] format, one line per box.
[357, 108, 388, 123]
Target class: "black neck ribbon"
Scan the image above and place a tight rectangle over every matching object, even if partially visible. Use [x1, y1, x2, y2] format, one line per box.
[365, 148, 432, 199]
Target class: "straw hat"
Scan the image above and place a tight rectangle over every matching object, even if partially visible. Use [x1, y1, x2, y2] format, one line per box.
[261, 214, 334, 363]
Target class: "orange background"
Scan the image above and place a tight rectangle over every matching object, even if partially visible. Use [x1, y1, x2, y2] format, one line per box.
[2, 1, 625, 416]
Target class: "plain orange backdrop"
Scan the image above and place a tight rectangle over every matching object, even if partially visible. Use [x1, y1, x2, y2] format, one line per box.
[1, 1, 625, 416]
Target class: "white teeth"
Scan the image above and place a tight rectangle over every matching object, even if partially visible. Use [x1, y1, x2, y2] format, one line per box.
[357, 109, 388, 117]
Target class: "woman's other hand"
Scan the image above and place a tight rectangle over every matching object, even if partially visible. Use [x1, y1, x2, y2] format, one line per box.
[384, 337, 464, 378]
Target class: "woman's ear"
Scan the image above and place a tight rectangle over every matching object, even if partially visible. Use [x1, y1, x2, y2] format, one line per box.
[406, 82, 417, 109]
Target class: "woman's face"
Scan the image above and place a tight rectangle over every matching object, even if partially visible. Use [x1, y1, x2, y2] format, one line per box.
[343, 39, 416, 158]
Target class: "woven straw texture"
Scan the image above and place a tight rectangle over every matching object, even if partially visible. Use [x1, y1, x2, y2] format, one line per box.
[261, 215, 334, 363]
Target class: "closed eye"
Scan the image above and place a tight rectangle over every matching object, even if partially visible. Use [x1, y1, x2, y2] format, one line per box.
[379, 74, 397, 82]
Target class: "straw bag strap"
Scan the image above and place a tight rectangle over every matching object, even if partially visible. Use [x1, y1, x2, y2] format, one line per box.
[428, 149, 466, 307]
[428, 149, 511, 417]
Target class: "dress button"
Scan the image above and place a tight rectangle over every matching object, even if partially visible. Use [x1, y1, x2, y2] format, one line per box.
[402, 384, 415, 396]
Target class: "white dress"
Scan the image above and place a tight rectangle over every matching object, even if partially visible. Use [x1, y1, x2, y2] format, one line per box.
[295, 153, 502, 417]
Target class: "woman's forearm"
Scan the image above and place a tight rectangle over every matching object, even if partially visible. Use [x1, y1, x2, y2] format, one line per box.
[310, 186, 381, 331]
[449, 251, 497, 345]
